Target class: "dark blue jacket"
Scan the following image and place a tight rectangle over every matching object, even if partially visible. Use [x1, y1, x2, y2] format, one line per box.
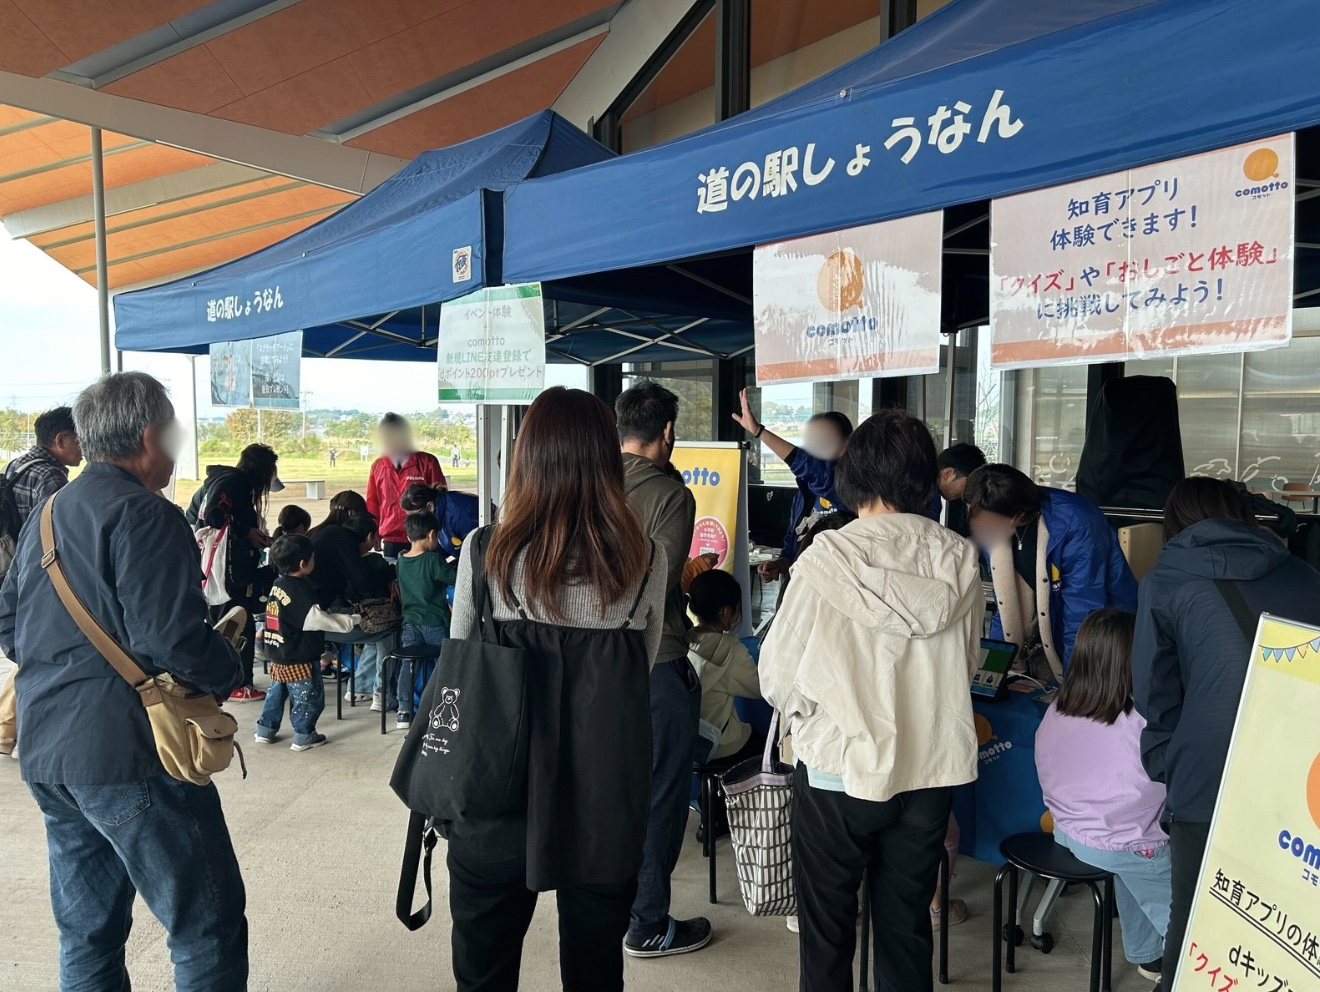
[436, 490, 482, 556]
[1132, 518, 1320, 822]
[0, 463, 243, 785]
[989, 488, 1138, 667]
[781, 448, 847, 560]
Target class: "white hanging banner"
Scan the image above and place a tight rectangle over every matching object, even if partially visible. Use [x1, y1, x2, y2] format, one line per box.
[991, 134, 1294, 369]
[753, 211, 943, 385]
[438, 283, 546, 404]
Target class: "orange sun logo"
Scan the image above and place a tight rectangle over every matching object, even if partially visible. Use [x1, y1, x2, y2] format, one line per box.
[816, 249, 865, 312]
[1243, 147, 1279, 182]
[1306, 752, 1320, 831]
[974, 714, 995, 746]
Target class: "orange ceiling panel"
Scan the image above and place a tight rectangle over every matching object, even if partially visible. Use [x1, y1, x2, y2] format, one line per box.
[349, 0, 613, 105]
[0, 122, 138, 178]
[201, 0, 449, 96]
[99, 143, 214, 190]
[0, 1, 67, 76]
[30, 175, 317, 249]
[209, 57, 375, 135]
[48, 184, 349, 273]
[347, 34, 603, 159]
[0, 141, 214, 216]
[12, 0, 211, 62]
[103, 44, 246, 114]
[97, 212, 341, 289]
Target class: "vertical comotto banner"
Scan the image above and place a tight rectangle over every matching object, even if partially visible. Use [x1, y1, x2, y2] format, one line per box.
[991, 134, 1294, 368]
[672, 443, 751, 637]
[1177, 614, 1320, 991]
[753, 212, 943, 385]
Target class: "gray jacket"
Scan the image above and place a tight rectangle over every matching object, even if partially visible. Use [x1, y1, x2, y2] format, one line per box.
[623, 452, 695, 664]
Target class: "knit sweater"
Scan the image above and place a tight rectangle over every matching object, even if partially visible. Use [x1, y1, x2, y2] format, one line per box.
[450, 535, 669, 668]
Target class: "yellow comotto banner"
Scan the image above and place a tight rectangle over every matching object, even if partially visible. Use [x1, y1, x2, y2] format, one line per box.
[1177, 614, 1320, 991]
[671, 444, 742, 571]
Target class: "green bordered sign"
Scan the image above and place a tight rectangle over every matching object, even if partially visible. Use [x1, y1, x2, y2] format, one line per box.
[437, 283, 546, 403]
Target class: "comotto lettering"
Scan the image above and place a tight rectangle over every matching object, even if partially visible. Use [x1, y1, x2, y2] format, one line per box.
[1236, 181, 1289, 198]
[805, 315, 878, 339]
[681, 467, 721, 486]
[1278, 829, 1320, 869]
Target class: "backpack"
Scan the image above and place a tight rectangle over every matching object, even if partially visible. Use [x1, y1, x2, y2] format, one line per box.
[0, 462, 35, 580]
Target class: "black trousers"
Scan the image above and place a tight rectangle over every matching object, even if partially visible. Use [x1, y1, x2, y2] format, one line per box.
[383, 540, 409, 560]
[1161, 820, 1211, 987]
[447, 834, 637, 992]
[792, 765, 950, 992]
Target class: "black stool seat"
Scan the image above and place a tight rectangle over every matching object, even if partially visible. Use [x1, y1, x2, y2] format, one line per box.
[390, 644, 440, 660]
[992, 832, 1114, 992]
[693, 754, 746, 905]
[999, 833, 1110, 884]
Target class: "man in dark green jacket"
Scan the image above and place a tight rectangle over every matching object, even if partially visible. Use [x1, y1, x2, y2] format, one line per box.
[617, 382, 710, 958]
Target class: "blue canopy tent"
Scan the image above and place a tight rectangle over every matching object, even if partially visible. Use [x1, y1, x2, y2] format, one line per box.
[113, 110, 752, 365]
[503, 0, 1320, 318]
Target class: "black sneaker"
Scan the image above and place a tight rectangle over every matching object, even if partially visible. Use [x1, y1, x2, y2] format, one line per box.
[1138, 960, 1163, 982]
[624, 917, 712, 958]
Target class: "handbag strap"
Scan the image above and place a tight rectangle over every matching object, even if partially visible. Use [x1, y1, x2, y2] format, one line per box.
[761, 710, 780, 773]
[395, 810, 438, 931]
[619, 540, 659, 628]
[39, 494, 155, 696]
[469, 525, 503, 636]
[1214, 578, 1257, 642]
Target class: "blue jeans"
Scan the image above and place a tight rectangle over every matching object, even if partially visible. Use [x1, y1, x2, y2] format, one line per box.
[27, 775, 248, 992]
[327, 625, 394, 696]
[396, 622, 446, 716]
[1056, 831, 1171, 964]
[255, 674, 325, 745]
[629, 658, 702, 939]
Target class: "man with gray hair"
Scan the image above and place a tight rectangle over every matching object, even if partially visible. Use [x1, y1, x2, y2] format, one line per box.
[0, 372, 248, 992]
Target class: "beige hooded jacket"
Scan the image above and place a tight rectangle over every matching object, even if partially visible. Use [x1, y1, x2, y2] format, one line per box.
[760, 512, 982, 803]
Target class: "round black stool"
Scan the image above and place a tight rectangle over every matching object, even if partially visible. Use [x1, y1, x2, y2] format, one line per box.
[380, 644, 439, 735]
[992, 832, 1114, 992]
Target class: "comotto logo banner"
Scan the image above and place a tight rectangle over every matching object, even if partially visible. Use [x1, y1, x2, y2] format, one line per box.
[752, 211, 943, 385]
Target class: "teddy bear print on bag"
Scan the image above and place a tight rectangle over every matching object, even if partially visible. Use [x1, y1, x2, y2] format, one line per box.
[430, 688, 460, 733]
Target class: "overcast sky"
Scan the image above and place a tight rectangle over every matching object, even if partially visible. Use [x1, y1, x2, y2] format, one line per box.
[0, 230, 586, 417]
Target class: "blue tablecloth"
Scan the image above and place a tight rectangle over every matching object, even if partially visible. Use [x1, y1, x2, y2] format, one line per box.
[732, 636, 1048, 865]
[734, 636, 774, 740]
[952, 689, 1052, 864]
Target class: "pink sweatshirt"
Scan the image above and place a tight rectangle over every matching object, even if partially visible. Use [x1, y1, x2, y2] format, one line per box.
[1035, 705, 1168, 852]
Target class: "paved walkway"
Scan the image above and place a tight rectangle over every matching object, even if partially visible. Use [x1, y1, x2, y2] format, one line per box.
[0, 658, 1154, 991]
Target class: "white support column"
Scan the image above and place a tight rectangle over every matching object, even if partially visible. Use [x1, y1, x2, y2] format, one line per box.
[91, 127, 111, 376]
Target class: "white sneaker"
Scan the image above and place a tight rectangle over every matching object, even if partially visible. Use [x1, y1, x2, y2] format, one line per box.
[370, 692, 384, 713]
[786, 915, 799, 933]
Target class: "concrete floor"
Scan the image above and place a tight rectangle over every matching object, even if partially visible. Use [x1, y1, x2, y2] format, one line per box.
[0, 657, 1156, 992]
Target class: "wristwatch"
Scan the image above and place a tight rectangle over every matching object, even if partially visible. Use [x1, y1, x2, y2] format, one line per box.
[753, 424, 765, 438]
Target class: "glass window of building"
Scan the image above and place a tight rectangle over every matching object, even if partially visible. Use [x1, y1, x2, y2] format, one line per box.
[623, 361, 715, 441]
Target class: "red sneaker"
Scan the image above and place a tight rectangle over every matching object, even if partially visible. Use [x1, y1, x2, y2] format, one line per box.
[228, 686, 266, 702]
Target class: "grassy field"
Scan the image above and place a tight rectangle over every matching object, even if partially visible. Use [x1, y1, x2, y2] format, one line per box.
[1, 452, 477, 514]
[174, 454, 478, 509]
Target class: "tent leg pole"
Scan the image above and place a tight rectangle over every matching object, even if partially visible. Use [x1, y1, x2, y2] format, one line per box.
[943, 330, 957, 449]
[91, 126, 111, 376]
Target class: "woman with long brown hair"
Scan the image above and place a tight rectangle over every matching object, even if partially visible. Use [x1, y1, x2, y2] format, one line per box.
[445, 386, 667, 992]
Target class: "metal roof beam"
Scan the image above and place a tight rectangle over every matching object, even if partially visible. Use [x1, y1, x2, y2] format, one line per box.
[49, 0, 306, 90]
[3, 160, 270, 239]
[554, 0, 703, 129]
[0, 71, 408, 194]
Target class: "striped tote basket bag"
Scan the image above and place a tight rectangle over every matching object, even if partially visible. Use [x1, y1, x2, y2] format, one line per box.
[720, 713, 796, 916]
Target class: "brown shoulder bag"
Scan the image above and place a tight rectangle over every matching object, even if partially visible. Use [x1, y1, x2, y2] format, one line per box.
[39, 494, 243, 787]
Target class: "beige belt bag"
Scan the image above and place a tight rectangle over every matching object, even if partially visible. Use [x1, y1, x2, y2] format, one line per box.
[40, 494, 241, 787]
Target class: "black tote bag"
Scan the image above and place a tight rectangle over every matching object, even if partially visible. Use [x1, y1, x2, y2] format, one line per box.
[390, 526, 530, 822]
